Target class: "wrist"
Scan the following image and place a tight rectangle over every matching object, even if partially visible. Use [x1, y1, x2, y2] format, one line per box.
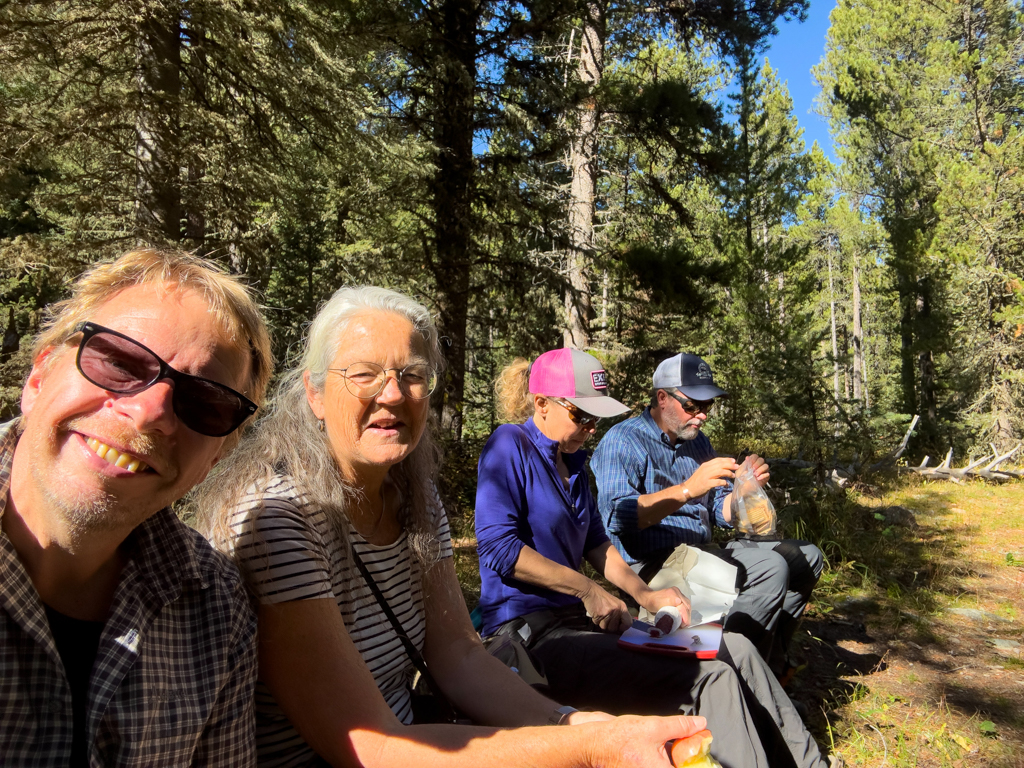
[549, 705, 578, 725]
[633, 585, 654, 608]
[575, 577, 598, 601]
[680, 486, 692, 504]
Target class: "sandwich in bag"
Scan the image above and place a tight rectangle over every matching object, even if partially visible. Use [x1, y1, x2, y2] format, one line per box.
[732, 458, 777, 537]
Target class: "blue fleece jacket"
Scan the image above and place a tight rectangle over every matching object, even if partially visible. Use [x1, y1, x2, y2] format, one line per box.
[475, 419, 609, 637]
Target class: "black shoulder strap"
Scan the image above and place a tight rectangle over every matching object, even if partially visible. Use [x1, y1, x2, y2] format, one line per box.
[348, 543, 459, 722]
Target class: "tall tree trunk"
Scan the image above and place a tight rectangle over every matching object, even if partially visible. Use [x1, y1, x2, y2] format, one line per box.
[917, 278, 937, 430]
[897, 270, 917, 415]
[563, 0, 604, 349]
[135, 5, 182, 242]
[184, 22, 206, 251]
[828, 239, 840, 431]
[805, 352, 824, 472]
[601, 269, 609, 331]
[429, 0, 478, 439]
[862, 308, 871, 411]
[737, 45, 755, 264]
[777, 273, 785, 325]
[842, 325, 851, 400]
[851, 252, 863, 403]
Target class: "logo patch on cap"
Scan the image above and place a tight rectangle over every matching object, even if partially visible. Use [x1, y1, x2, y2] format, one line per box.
[591, 370, 608, 389]
[697, 363, 712, 381]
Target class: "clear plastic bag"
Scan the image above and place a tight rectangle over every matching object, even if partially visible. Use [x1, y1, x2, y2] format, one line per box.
[732, 460, 777, 537]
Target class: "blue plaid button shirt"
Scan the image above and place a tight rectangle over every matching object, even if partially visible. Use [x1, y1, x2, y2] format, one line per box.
[0, 421, 257, 766]
[591, 408, 732, 566]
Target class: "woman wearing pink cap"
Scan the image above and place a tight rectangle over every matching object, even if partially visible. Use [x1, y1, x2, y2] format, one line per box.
[475, 348, 835, 768]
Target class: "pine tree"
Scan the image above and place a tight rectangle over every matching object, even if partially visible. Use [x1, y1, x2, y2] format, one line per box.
[818, 0, 1024, 451]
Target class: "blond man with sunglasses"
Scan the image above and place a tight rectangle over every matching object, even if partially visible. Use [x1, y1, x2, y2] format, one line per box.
[0, 249, 272, 766]
[591, 353, 824, 686]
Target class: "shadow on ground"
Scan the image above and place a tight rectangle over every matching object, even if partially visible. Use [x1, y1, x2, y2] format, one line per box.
[783, 482, 1024, 762]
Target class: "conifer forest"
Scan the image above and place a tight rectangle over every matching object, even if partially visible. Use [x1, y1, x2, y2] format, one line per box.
[2, 0, 1024, 466]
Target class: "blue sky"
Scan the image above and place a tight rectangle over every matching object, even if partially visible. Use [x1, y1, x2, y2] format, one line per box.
[762, 0, 839, 162]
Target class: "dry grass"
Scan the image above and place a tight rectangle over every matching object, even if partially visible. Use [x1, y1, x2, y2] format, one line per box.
[800, 477, 1024, 768]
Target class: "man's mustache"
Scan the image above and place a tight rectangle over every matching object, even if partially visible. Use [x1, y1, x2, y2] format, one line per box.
[62, 416, 165, 458]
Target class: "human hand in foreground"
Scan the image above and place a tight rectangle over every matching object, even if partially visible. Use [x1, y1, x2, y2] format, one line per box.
[581, 580, 633, 633]
[580, 714, 708, 768]
[682, 457, 740, 499]
[639, 587, 692, 627]
[743, 454, 770, 488]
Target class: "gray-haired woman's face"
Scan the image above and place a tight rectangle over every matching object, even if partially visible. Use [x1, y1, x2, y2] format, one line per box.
[305, 310, 431, 484]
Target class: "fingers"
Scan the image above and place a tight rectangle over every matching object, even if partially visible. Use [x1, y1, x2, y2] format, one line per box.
[688, 458, 738, 497]
[654, 588, 685, 610]
[677, 597, 691, 626]
[749, 455, 770, 485]
[597, 608, 631, 633]
[590, 593, 630, 632]
[745, 454, 769, 479]
[613, 608, 633, 633]
[710, 459, 740, 479]
[649, 592, 691, 625]
[651, 714, 708, 742]
[583, 714, 710, 768]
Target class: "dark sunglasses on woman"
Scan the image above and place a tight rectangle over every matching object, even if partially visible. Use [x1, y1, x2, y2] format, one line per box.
[73, 321, 257, 437]
[551, 398, 601, 428]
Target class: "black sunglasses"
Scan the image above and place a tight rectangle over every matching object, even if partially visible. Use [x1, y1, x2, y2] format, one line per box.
[667, 391, 715, 415]
[551, 398, 601, 428]
[73, 321, 257, 437]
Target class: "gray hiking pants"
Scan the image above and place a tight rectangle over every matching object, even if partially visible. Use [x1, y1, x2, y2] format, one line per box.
[503, 605, 828, 768]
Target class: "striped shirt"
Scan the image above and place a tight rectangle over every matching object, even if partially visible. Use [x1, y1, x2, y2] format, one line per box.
[591, 408, 732, 566]
[227, 475, 452, 767]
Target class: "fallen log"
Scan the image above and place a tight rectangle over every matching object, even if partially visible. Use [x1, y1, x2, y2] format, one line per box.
[760, 429, 1023, 486]
[867, 415, 920, 473]
[984, 443, 1021, 471]
[901, 443, 1023, 482]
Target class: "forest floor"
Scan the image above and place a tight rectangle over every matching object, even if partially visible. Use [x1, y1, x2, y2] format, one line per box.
[793, 479, 1024, 767]
[451, 477, 1024, 767]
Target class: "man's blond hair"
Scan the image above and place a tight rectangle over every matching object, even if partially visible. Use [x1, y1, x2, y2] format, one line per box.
[33, 248, 273, 413]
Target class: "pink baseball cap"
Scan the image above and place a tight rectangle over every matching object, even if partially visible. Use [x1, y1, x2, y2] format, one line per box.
[528, 348, 631, 419]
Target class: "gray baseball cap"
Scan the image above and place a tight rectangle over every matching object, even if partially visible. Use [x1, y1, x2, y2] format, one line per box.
[652, 353, 728, 401]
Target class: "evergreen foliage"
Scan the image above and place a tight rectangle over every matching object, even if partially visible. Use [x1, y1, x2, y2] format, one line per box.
[2, 0, 1022, 466]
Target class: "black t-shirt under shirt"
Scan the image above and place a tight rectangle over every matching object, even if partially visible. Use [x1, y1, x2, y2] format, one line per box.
[45, 604, 105, 768]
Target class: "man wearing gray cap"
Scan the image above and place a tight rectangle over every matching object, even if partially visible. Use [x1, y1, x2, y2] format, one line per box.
[591, 352, 823, 682]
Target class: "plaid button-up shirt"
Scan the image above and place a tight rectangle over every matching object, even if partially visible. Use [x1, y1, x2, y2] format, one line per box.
[0, 421, 257, 766]
[591, 408, 732, 566]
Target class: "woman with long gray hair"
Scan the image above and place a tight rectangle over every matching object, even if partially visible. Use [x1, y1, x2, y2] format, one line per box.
[197, 286, 708, 768]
